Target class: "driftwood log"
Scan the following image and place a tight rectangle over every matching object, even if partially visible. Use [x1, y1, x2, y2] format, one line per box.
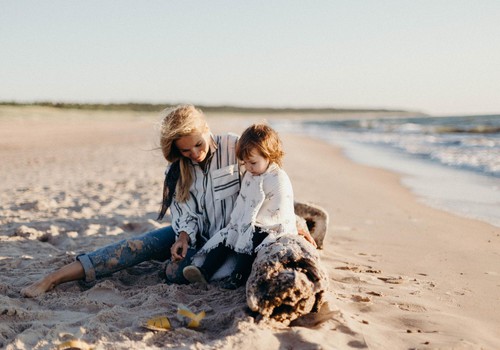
[246, 202, 329, 323]
[294, 201, 329, 249]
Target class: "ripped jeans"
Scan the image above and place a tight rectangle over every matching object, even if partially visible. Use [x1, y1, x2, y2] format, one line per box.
[76, 226, 196, 285]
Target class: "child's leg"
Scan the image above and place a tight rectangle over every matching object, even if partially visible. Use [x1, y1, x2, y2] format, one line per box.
[201, 244, 233, 280]
[251, 228, 268, 249]
[183, 244, 232, 284]
[232, 253, 254, 281]
[224, 229, 268, 289]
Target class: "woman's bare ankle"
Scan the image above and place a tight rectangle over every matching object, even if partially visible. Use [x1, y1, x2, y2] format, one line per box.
[21, 261, 86, 298]
[21, 275, 57, 298]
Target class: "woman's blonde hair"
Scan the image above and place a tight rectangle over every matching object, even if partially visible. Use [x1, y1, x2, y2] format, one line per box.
[236, 123, 284, 167]
[160, 104, 209, 202]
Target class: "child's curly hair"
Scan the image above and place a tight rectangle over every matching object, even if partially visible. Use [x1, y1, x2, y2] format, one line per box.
[236, 123, 284, 167]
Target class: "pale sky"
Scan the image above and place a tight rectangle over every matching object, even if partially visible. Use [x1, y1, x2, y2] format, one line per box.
[1, 0, 499, 116]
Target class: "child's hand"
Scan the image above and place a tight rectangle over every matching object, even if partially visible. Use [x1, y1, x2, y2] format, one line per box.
[299, 230, 317, 248]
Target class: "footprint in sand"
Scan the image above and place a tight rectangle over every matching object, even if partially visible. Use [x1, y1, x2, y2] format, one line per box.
[336, 264, 381, 274]
[394, 303, 427, 312]
[357, 252, 381, 259]
[85, 286, 125, 305]
[453, 288, 471, 296]
[378, 276, 405, 284]
[366, 291, 383, 297]
[336, 265, 361, 272]
[351, 295, 372, 302]
[338, 276, 366, 284]
[484, 271, 499, 276]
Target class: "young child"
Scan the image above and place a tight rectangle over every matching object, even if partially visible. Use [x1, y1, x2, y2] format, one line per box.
[183, 123, 298, 289]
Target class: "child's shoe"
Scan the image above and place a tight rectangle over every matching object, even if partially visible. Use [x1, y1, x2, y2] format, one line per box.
[183, 265, 208, 285]
[221, 272, 245, 290]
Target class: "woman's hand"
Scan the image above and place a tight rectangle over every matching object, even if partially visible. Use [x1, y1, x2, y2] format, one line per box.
[171, 231, 190, 261]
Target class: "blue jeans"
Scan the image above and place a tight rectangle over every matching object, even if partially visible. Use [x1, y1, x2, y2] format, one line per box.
[76, 226, 196, 284]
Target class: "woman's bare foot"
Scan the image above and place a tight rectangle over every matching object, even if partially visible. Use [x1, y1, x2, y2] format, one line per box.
[21, 276, 56, 298]
[21, 261, 85, 298]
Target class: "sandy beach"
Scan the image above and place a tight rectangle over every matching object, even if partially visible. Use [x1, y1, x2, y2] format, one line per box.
[1, 106, 499, 349]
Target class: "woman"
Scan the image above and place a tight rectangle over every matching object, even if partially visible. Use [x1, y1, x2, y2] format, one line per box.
[21, 104, 241, 297]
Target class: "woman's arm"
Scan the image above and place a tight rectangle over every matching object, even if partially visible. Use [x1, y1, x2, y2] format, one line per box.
[170, 196, 200, 248]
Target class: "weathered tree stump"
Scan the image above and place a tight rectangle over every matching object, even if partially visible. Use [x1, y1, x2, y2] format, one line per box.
[246, 234, 329, 324]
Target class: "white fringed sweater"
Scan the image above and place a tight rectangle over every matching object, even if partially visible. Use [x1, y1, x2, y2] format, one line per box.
[198, 163, 297, 255]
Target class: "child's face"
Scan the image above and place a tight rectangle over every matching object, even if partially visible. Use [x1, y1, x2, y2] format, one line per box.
[242, 150, 270, 176]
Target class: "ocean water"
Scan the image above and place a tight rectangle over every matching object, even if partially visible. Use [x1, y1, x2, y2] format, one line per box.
[273, 114, 500, 228]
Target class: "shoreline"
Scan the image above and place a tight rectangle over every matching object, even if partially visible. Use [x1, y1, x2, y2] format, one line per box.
[1, 108, 499, 349]
[269, 117, 500, 230]
[315, 134, 500, 229]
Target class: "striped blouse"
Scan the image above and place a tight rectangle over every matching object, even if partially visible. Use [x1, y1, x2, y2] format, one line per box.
[169, 133, 241, 248]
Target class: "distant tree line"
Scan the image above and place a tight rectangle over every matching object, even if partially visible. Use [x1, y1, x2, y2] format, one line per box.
[0, 101, 412, 114]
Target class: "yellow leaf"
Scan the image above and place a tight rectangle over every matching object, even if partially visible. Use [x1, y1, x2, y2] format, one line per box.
[56, 339, 93, 350]
[142, 316, 171, 331]
[177, 305, 206, 328]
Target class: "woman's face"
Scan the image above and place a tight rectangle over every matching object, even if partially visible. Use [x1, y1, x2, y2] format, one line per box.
[175, 133, 210, 163]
